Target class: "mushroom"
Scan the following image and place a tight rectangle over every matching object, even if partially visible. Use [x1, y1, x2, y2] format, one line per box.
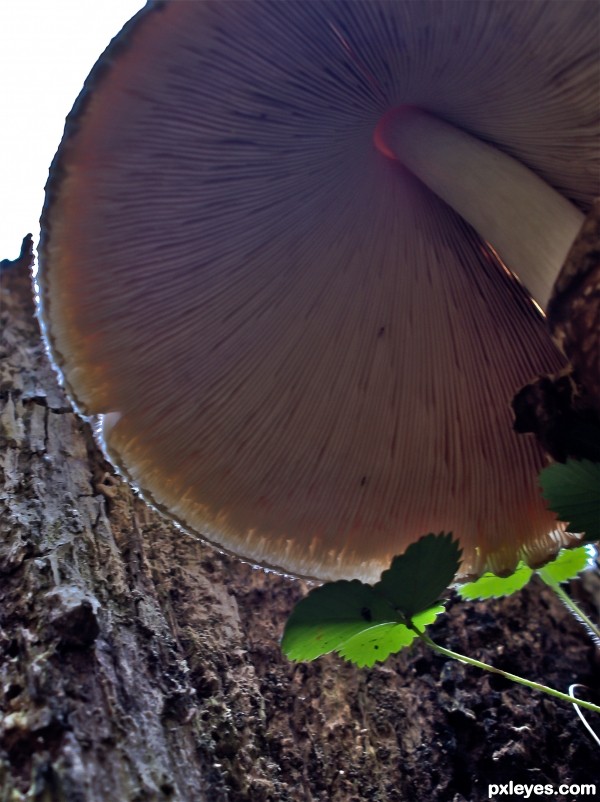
[38, 0, 599, 582]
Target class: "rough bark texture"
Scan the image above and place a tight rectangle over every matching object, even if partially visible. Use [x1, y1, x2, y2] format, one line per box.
[511, 203, 600, 472]
[1, 242, 599, 802]
[549, 198, 600, 411]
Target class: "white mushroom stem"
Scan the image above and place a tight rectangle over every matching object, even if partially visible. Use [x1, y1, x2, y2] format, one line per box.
[375, 107, 584, 311]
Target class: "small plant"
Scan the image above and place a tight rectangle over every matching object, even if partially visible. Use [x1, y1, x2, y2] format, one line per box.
[458, 544, 600, 644]
[282, 532, 457, 666]
[281, 459, 600, 716]
[282, 534, 599, 714]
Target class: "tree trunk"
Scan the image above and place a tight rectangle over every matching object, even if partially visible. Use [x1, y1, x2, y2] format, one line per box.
[1, 240, 598, 802]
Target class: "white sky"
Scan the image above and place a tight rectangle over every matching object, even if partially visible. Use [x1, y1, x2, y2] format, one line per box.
[0, 0, 145, 261]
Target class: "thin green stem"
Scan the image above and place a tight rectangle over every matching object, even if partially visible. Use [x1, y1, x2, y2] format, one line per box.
[538, 573, 600, 644]
[410, 625, 600, 715]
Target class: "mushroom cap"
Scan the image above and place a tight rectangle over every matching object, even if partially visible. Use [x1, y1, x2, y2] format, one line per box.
[39, 0, 599, 581]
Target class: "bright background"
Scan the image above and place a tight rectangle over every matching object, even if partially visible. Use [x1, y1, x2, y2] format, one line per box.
[0, 0, 144, 261]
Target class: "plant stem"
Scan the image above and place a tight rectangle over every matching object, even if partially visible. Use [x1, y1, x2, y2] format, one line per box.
[538, 573, 600, 644]
[410, 626, 600, 715]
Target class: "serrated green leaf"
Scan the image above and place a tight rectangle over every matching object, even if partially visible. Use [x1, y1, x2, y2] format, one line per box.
[337, 622, 415, 667]
[281, 580, 398, 662]
[537, 546, 591, 585]
[457, 545, 594, 601]
[337, 604, 445, 667]
[412, 603, 446, 627]
[411, 603, 446, 631]
[539, 460, 600, 543]
[374, 532, 462, 617]
[457, 562, 532, 600]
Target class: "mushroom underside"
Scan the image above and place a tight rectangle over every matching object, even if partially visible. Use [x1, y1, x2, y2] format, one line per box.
[39, 0, 599, 581]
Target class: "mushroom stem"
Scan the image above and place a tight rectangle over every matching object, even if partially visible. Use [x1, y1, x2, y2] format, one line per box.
[374, 107, 584, 311]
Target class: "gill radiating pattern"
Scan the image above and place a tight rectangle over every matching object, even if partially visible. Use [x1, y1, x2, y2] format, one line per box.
[39, 0, 598, 580]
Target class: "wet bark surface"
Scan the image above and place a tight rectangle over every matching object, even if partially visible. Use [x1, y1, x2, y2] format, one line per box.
[1, 245, 599, 802]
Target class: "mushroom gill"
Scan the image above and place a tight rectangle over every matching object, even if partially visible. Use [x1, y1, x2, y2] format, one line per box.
[38, 0, 599, 581]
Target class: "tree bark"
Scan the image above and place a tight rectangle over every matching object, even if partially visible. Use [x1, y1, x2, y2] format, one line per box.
[1, 240, 598, 802]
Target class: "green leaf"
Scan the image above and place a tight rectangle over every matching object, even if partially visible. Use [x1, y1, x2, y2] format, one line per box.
[374, 532, 462, 617]
[337, 604, 445, 667]
[281, 580, 398, 662]
[539, 459, 600, 543]
[336, 622, 415, 667]
[457, 545, 594, 601]
[457, 562, 533, 600]
[537, 545, 592, 585]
